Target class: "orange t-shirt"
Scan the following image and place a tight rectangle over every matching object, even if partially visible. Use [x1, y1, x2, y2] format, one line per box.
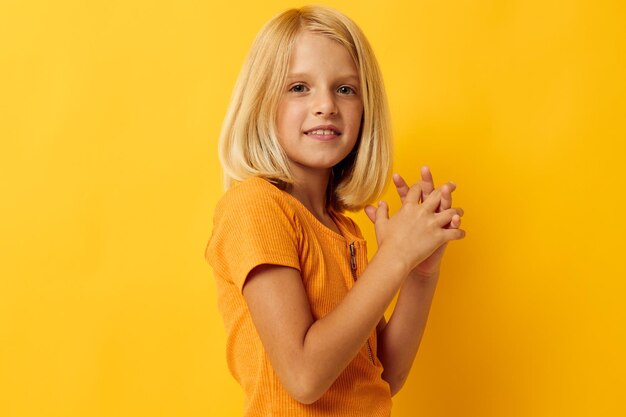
[205, 177, 391, 416]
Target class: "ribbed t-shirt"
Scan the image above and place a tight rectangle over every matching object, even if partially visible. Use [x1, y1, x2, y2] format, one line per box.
[205, 177, 392, 417]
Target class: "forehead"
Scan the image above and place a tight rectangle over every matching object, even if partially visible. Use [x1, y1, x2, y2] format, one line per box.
[286, 31, 359, 79]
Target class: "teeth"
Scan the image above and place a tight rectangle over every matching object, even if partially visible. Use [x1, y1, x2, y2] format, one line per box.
[308, 129, 337, 135]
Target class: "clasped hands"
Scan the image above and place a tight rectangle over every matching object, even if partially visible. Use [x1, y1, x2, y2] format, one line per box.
[364, 166, 465, 281]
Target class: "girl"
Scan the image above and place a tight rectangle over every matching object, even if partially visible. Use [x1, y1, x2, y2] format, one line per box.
[205, 5, 465, 416]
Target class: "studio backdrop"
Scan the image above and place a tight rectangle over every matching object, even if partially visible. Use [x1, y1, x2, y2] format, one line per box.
[1, 1, 624, 416]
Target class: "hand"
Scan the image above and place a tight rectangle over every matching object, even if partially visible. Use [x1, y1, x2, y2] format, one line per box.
[393, 167, 464, 279]
[364, 174, 465, 276]
[365, 166, 465, 280]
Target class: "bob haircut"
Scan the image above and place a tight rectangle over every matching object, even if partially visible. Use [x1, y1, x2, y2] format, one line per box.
[218, 5, 392, 212]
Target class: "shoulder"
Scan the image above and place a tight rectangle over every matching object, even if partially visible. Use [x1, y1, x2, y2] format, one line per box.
[219, 176, 280, 201]
[206, 177, 302, 283]
[214, 177, 296, 223]
[216, 177, 284, 209]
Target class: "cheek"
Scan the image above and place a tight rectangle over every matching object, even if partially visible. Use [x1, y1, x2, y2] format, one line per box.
[347, 101, 363, 121]
[347, 105, 364, 133]
[276, 103, 302, 135]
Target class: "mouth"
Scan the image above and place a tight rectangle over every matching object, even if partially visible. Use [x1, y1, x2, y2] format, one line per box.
[304, 126, 341, 140]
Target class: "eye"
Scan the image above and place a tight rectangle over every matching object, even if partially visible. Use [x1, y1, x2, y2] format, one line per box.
[289, 84, 308, 93]
[337, 85, 356, 95]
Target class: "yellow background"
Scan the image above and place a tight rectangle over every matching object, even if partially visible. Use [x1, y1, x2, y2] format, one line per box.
[1, 0, 625, 416]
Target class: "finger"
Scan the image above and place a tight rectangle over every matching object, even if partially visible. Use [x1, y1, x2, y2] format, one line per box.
[443, 227, 466, 241]
[376, 201, 389, 223]
[448, 208, 464, 229]
[439, 182, 456, 211]
[443, 214, 461, 229]
[404, 182, 423, 204]
[452, 216, 461, 228]
[436, 208, 462, 227]
[422, 188, 442, 212]
[364, 205, 376, 223]
[392, 173, 410, 204]
[420, 166, 435, 203]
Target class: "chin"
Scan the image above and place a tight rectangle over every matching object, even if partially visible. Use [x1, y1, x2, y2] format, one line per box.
[290, 150, 355, 172]
[309, 159, 346, 170]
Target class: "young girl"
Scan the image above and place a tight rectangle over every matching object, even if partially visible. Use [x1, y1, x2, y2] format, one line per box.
[205, 5, 465, 416]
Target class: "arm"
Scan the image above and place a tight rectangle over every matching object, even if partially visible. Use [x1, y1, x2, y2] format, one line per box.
[368, 167, 463, 396]
[376, 270, 439, 396]
[243, 185, 463, 405]
[243, 244, 410, 405]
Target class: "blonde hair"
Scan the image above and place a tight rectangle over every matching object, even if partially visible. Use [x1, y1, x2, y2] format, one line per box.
[218, 5, 392, 212]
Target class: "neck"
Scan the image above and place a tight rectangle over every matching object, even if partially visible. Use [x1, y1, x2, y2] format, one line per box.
[286, 165, 333, 219]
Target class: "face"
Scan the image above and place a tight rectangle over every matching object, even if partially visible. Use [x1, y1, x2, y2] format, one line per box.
[276, 31, 363, 180]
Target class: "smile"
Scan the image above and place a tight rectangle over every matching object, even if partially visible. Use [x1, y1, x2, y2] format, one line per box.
[306, 129, 339, 135]
[304, 130, 340, 141]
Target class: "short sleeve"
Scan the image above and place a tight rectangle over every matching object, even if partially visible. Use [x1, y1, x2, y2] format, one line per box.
[205, 180, 301, 292]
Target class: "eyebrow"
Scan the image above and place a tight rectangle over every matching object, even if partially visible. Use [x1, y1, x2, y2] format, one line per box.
[286, 72, 360, 82]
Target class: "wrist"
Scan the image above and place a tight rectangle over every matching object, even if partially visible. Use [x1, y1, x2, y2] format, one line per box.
[375, 244, 413, 279]
[408, 269, 440, 283]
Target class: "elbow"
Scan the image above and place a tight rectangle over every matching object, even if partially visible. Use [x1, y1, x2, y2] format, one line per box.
[283, 367, 327, 405]
[383, 370, 408, 397]
[388, 380, 405, 397]
[289, 378, 325, 405]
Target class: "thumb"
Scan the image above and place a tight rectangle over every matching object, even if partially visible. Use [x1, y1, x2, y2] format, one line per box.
[376, 201, 389, 223]
[364, 205, 377, 223]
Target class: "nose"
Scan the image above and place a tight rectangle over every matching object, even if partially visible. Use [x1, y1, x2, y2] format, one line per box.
[312, 89, 337, 117]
